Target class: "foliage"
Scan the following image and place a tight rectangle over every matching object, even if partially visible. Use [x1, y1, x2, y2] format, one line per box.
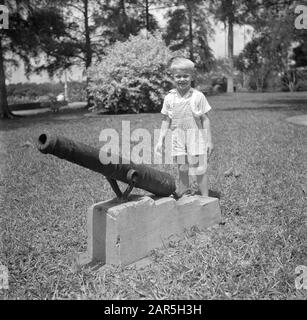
[60, 0, 160, 68]
[293, 42, 307, 68]
[67, 81, 87, 102]
[55, 0, 160, 108]
[0, 0, 78, 118]
[1, 0, 161, 118]
[88, 33, 178, 113]
[236, 36, 273, 91]
[292, 33, 307, 69]
[208, 0, 299, 92]
[208, 0, 253, 93]
[94, 0, 159, 45]
[60, 0, 109, 69]
[246, 0, 300, 31]
[235, 1, 307, 92]
[236, 3, 304, 91]
[195, 58, 243, 94]
[208, 0, 248, 25]
[281, 68, 307, 92]
[164, 0, 215, 72]
[3, 2, 76, 76]
[7, 81, 86, 104]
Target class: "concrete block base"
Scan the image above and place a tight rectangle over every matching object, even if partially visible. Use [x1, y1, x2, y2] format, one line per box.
[78, 195, 221, 267]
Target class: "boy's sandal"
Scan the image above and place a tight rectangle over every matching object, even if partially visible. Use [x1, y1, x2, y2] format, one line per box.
[172, 188, 190, 199]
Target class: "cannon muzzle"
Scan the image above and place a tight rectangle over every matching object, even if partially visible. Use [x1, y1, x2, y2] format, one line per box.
[37, 133, 176, 198]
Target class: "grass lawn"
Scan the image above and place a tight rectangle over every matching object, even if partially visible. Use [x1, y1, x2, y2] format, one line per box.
[0, 92, 306, 299]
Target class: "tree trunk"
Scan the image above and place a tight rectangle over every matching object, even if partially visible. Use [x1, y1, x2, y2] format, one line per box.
[83, 0, 92, 108]
[145, 0, 149, 33]
[120, 0, 129, 38]
[227, 19, 234, 93]
[64, 70, 68, 101]
[0, 36, 12, 119]
[187, 3, 194, 62]
[84, 0, 92, 71]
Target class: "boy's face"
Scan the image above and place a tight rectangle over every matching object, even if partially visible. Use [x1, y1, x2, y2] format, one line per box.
[172, 69, 193, 92]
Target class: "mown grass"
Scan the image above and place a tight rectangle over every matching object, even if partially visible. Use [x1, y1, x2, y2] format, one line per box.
[0, 92, 306, 300]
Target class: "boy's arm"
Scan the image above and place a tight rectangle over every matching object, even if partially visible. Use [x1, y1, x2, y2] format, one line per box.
[158, 115, 171, 143]
[201, 114, 214, 158]
[155, 115, 171, 155]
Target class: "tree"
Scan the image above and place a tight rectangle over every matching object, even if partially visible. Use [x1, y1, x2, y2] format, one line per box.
[56, 0, 102, 107]
[93, 0, 158, 44]
[0, 9, 9, 118]
[236, 1, 305, 91]
[292, 40, 307, 68]
[61, 0, 159, 107]
[208, 0, 296, 93]
[164, 0, 214, 72]
[209, 0, 249, 93]
[236, 36, 274, 91]
[0, 0, 76, 118]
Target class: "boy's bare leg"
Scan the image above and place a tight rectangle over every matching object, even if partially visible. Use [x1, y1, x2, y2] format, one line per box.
[177, 165, 189, 195]
[175, 155, 189, 195]
[195, 154, 209, 196]
[188, 173, 208, 196]
[188, 174, 199, 195]
[197, 173, 209, 196]
[188, 155, 208, 196]
[176, 156, 209, 197]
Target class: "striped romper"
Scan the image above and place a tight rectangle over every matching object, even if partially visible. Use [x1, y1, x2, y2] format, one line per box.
[161, 88, 212, 175]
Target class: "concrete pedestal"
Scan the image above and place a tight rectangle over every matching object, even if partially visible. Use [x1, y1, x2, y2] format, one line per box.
[78, 195, 221, 266]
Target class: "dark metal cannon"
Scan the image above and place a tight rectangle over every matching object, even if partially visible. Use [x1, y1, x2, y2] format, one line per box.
[37, 133, 176, 199]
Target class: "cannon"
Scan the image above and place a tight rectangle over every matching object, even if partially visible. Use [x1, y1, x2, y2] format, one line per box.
[37, 133, 176, 199]
[36, 133, 222, 267]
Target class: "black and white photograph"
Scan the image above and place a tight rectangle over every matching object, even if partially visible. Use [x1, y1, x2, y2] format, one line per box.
[0, 0, 306, 305]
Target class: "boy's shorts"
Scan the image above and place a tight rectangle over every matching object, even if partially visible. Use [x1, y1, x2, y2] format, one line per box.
[171, 128, 208, 175]
[174, 153, 207, 176]
[171, 128, 207, 157]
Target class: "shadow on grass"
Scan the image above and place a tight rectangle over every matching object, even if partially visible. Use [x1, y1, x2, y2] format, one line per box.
[1, 94, 306, 131]
[215, 104, 306, 112]
[213, 96, 307, 112]
[0, 107, 91, 131]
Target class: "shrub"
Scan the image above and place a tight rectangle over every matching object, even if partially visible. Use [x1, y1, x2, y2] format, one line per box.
[88, 32, 178, 113]
[68, 81, 87, 102]
[281, 68, 307, 92]
[7, 82, 86, 105]
[296, 79, 307, 91]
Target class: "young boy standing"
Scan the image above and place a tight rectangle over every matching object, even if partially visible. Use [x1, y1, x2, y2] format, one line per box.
[155, 57, 214, 197]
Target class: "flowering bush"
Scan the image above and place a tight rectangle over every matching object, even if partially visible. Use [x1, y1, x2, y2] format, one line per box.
[88, 33, 178, 113]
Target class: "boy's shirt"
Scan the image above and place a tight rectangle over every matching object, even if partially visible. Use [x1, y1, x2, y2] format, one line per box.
[161, 88, 211, 119]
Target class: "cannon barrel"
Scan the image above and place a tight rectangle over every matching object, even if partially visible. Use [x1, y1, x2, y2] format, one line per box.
[37, 133, 176, 197]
